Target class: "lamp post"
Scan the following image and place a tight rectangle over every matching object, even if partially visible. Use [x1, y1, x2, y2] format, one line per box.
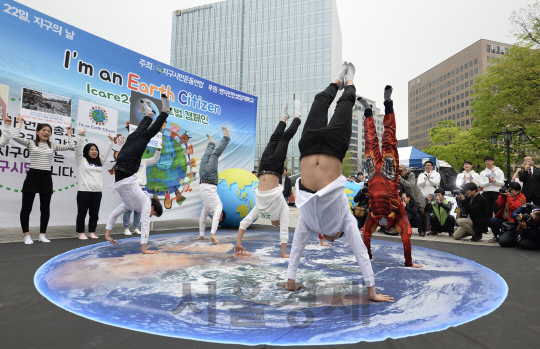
[489, 130, 527, 180]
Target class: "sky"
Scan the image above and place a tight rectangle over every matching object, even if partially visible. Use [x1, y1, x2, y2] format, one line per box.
[15, 0, 534, 139]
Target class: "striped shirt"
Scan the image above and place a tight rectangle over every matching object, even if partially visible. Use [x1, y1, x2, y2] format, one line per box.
[13, 127, 75, 171]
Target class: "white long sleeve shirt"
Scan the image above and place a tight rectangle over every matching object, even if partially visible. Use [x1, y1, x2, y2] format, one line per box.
[0, 123, 11, 147]
[199, 183, 222, 236]
[136, 149, 161, 188]
[478, 167, 505, 192]
[239, 185, 290, 243]
[106, 175, 152, 244]
[287, 176, 375, 287]
[13, 127, 75, 170]
[455, 170, 481, 188]
[417, 171, 441, 197]
[75, 135, 114, 192]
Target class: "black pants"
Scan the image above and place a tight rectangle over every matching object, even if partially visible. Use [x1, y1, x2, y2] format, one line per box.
[115, 111, 168, 182]
[258, 118, 301, 175]
[526, 193, 540, 206]
[20, 192, 52, 234]
[76, 191, 102, 233]
[299, 83, 356, 162]
[499, 230, 540, 249]
[482, 191, 500, 222]
[430, 215, 456, 234]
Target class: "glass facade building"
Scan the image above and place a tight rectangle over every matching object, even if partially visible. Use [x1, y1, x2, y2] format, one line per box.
[170, 0, 342, 174]
[352, 98, 383, 171]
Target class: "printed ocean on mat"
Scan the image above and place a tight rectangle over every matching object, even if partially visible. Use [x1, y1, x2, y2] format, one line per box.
[34, 232, 508, 346]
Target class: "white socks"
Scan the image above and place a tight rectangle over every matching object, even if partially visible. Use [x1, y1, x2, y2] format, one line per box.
[357, 97, 371, 109]
[39, 234, 51, 243]
[134, 229, 141, 235]
[282, 101, 290, 120]
[124, 228, 133, 235]
[345, 62, 355, 85]
[140, 101, 155, 117]
[294, 100, 302, 118]
[161, 94, 171, 113]
[336, 61, 348, 90]
[24, 235, 33, 245]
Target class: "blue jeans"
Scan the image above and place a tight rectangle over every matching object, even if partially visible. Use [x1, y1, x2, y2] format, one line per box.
[123, 210, 141, 229]
[199, 136, 230, 185]
[489, 217, 506, 238]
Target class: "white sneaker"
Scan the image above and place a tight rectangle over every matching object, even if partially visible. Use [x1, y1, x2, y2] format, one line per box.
[24, 235, 34, 245]
[38, 234, 51, 243]
[124, 228, 133, 235]
[133, 229, 141, 235]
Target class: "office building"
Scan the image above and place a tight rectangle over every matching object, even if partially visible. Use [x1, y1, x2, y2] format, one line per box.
[408, 39, 512, 150]
[352, 97, 383, 171]
[171, 0, 343, 174]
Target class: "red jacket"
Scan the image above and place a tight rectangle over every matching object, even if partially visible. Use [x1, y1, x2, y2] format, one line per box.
[495, 193, 527, 223]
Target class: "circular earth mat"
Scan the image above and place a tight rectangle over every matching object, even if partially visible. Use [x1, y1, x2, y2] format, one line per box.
[35, 231, 508, 346]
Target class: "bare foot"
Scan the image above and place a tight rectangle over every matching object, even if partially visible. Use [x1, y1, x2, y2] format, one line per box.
[206, 134, 215, 144]
[320, 242, 331, 247]
[211, 235, 220, 244]
[281, 254, 290, 258]
[88, 233, 99, 239]
[410, 263, 424, 268]
[197, 236, 208, 240]
[221, 126, 229, 137]
[78, 233, 88, 240]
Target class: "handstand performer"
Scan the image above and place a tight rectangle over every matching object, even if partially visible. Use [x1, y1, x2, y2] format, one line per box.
[281, 62, 393, 302]
[105, 96, 167, 253]
[359, 87, 422, 268]
[197, 127, 230, 245]
[234, 101, 301, 258]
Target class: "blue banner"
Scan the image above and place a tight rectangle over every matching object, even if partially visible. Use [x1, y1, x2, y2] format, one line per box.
[0, 0, 257, 227]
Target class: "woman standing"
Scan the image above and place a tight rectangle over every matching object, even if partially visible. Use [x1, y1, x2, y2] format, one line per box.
[75, 128, 114, 240]
[14, 115, 75, 244]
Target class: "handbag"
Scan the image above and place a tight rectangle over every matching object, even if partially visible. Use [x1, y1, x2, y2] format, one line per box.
[354, 206, 366, 218]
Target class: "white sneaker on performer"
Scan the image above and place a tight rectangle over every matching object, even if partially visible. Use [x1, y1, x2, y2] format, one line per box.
[134, 229, 141, 235]
[140, 101, 155, 117]
[124, 228, 133, 235]
[282, 101, 290, 120]
[24, 235, 34, 245]
[38, 234, 51, 243]
[294, 100, 302, 119]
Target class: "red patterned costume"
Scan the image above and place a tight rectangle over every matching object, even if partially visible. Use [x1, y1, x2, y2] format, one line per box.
[362, 100, 413, 267]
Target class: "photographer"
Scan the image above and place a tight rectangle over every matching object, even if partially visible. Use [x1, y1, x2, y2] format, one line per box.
[353, 186, 369, 231]
[401, 192, 424, 236]
[399, 165, 428, 233]
[454, 182, 488, 241]
[488, 182, 526, 243]
[499, 205, 540, 249]
[427, 188, 455, 237]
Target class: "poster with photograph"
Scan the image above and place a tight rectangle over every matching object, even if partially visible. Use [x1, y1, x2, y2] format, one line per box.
[76, 100, 118, 137]
[0, 83, 8, 121]
[128, 124, 162, 149]
[20, 87, 72, 127]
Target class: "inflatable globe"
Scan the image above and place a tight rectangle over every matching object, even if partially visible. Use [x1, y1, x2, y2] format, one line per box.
[217, 168, 259, 228]
[344, 180, 362, 208]
[133, 98, 160, 124]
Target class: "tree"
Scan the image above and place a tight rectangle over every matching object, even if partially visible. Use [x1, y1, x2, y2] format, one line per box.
[341, 150, 356, 178]
[471, 2, 540, 161]
[423, 121, 505, 173]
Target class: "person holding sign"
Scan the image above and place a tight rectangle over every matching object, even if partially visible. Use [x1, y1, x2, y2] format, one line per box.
[234, 100, 301, 258]
[14, 115, 75, 244]
[105, 96, 168, 254]
[198, 126, 230, 245]
[0, 112, 12, 147]
[75, 129, 114, 240]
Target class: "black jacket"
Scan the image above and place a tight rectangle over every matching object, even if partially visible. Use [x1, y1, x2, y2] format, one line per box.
[279, 175, 291, 197]
[458, 193, 488, 236]
[404, 199, 419, 221]
[518, 167, 540, 198]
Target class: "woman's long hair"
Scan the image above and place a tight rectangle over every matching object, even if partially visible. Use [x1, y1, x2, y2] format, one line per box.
[33, 123, 53, 148]
[83, 143, 102, 166]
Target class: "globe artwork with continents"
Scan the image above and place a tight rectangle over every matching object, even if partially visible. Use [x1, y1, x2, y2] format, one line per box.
[217, 168, 259, 228]
[35, 231, 508, 346]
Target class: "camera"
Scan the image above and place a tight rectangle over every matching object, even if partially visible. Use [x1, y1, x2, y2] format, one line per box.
[517, 213, 533, 229]
[452, 187, 466, 196]
[499, 186, 509, 194]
